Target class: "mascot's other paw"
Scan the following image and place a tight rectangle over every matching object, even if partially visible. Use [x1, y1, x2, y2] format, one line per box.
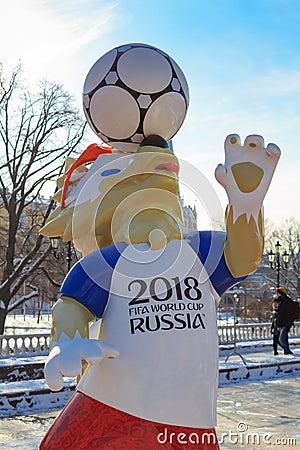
[45, 333, 119, 391]
[215, 134, 281, 192]
[215, 133, 281, 222]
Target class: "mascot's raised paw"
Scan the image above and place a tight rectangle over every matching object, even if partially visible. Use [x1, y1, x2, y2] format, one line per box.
[215, 134, 281, 223]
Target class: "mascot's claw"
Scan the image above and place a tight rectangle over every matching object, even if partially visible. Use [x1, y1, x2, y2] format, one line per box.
[215, 133, 281, 223]
[45, 335, 119, 392]
[215, 133, 281, 192]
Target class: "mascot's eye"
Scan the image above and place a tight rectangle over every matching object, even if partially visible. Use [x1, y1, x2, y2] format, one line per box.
[101, 168, 121, 177]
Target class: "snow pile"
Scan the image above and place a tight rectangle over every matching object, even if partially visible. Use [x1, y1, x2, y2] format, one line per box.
[4, 315, 51, 334]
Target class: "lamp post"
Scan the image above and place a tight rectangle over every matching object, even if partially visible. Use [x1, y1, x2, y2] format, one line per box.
[225, 290, 247, 365]
[50, 237, 73, 272]
[232, 292, 239, 354]
[268, 240, 289, 288]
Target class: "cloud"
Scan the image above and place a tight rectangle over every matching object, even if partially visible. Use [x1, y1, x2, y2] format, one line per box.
[0, 0, 119, 77]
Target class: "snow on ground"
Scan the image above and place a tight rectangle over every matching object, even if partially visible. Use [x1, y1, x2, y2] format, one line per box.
[1, 377, 300, 450]
[0, 355, 47, 367]
[1, 315, 299, 426]
[4, 315, 51, 334]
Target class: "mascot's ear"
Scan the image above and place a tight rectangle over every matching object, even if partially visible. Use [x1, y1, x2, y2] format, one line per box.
[140, 135, 169, 149]
[60, 144, 112, 209]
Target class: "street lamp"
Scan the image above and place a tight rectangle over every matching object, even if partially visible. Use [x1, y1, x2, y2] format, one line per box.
[268, 240, 289, 288]
[50, 237, 73, 272]
[225, 290, 247, 366]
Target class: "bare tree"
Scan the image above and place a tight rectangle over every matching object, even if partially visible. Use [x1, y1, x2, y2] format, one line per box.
[259, 217, 300, 297]
[0, 64, 86, 333]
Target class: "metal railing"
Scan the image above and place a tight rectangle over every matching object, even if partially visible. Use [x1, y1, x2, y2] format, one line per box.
[0, 322, 299, 357]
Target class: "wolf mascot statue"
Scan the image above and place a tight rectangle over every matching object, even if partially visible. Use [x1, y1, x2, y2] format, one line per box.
[39, 45, 280, 450]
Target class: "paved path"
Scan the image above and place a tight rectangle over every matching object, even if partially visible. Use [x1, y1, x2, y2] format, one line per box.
[0, 339, 299, 448]
[217, 377, 300, 449]
[0, 376, 299, 449]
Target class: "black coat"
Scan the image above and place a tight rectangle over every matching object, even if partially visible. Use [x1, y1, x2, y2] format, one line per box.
[277, 294, 294, 329]
[271, 310, 280, 334]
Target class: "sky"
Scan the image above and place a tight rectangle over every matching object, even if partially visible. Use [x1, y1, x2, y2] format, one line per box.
[1, 0, 300, 228]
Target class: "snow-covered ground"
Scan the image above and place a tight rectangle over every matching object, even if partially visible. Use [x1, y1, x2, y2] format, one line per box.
[4, 315, 51, 334]
[0, 377, 299, 450]
[0, 315, 299, 449]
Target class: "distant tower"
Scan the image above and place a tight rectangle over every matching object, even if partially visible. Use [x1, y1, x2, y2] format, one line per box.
[180, 197, 197, 229]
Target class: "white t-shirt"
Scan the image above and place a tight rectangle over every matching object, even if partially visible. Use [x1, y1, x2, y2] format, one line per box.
[77, 240, 219, 428]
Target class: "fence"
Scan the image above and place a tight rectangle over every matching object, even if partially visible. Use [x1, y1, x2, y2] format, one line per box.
[218, 321, 300, 344]
[0, 333, 51, 357]
[0, 322, 299, 358]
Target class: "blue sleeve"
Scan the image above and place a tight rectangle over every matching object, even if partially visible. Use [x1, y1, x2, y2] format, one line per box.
[187, 231, 246, 297]
[59, 242, 127, 318]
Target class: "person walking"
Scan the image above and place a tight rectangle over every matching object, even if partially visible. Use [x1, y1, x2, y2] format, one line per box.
[276, 287, 294, 355]
[270, 299, 282, 355]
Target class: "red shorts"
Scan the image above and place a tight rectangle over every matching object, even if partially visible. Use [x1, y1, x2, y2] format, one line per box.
[40, 391, 219, 449]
